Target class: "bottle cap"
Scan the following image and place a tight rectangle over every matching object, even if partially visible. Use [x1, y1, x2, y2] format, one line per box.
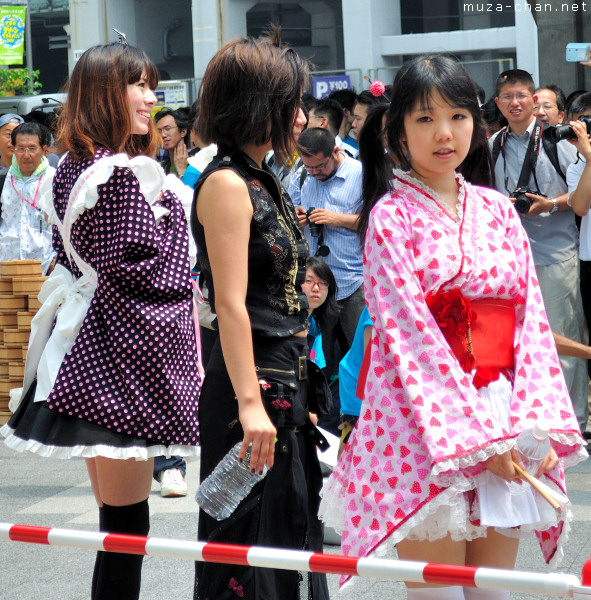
[532, 420, 550, 441]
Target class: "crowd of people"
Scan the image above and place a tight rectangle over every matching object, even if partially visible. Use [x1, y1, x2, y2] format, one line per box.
[0, 29, 590, 600]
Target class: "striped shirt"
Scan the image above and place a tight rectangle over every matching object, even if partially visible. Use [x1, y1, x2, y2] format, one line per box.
[288, 153, 363, 300]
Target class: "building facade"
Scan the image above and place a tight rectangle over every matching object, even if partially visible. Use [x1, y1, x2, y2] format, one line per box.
[20, 1, 591, 100]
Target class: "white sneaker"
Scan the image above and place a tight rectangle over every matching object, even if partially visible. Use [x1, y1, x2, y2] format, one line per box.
[160, 468, 188, 498]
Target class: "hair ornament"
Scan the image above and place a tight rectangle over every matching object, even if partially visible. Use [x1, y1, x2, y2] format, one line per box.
[364, 75, 386, 98]
[370, 80, 386, 97]
[113, 28, 128, 45]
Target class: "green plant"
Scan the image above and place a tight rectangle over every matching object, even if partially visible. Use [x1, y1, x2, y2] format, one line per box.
[0, 68, 42, 96]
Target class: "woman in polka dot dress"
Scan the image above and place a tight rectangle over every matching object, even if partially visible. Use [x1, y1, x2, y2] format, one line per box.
[319, 55, 587, 600]
[1, 43, 201, 600]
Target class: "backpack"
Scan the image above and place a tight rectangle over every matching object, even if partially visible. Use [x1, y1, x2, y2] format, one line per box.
[491, 126, 567, 184]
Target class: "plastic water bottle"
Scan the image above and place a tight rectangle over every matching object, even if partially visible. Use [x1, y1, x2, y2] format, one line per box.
[515, 421, 551, 476]
[196, 442, 268, 520]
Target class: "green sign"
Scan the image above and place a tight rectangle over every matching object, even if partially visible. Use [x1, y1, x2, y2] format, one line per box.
[0, 6, 26, 65]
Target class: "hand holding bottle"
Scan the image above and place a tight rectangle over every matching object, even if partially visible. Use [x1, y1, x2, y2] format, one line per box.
[238, 399, 276, 473]
[196, 441, 269, 520]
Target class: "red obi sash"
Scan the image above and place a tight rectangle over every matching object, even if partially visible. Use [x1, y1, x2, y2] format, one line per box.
[425, 289, 515, 388]
[356, 290, 515, 399]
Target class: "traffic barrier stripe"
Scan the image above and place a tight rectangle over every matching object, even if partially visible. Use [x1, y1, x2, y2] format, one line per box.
[9, 524, 51, 545]
[2, 522, 591, 598]
[309, 552, 359, 576]
[423, 563, 478, 586]
[202, 542, 250, 566]
[103, 533, 148, 555]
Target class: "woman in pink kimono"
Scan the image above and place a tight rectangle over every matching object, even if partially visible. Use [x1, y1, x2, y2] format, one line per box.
[319, 55, 587, 600]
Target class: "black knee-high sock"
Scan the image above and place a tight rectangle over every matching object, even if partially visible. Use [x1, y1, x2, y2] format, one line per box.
[93, 499, 150, 600]
[91, 506, 105, 600]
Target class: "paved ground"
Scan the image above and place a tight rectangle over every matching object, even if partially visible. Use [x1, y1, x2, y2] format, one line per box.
[0, 440, 590, 600]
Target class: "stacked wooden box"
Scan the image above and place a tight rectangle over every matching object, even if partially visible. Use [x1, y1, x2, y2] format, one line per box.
[0, 260, 45, 424]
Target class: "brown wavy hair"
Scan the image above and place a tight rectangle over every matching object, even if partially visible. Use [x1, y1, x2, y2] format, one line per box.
[55, 43, 159, 159]
[197, 28, 309, 165]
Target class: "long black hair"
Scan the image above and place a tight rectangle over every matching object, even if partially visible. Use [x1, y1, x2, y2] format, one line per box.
[386, 54, 492, 181]
[357, 103, 394, 243]
[358, 54, 494, 242]
[305, 257, 340, 331]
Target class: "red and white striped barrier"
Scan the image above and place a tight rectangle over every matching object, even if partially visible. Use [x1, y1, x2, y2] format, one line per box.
[2, 522, 591, 597]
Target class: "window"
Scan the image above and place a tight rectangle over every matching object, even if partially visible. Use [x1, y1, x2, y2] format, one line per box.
[401, 0, 514, 33]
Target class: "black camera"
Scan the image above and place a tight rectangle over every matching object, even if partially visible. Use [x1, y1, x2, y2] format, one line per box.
[307, 207, 322, 237]
[547, 115, 591, 142]
[510, 186, 541, 215]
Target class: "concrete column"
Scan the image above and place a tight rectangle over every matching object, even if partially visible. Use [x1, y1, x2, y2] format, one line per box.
[67, 0, 136, 73]
[192, 0, 221, 79]
[341, 0, 399, 81]
[514, 1, 539, 85]
[68, 0, 107, 71]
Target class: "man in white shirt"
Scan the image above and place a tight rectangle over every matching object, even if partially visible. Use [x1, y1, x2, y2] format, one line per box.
[0, 121, 55, 274]
[491, 69, 587, 432]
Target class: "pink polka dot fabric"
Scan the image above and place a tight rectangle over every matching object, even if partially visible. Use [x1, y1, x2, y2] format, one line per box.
[45, 148, 200, 448]
[320, 171, 587, 585]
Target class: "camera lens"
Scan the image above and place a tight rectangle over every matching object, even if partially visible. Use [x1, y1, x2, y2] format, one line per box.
[514, 193, 532, 214]
[307, 206, 321, 237]
[547, 124, 576, 142]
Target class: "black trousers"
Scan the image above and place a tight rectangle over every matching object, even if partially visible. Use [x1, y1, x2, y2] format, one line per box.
[194, 336, 329, 600]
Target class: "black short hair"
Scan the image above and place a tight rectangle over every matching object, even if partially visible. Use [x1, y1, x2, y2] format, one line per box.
[355, 90, 389, 109]
[327, 88, 357, 112]
[312, 98, 344, 135]
[154, 107, 190, 128]
[11, 121, 51, 147]
[154, 106, 191, 145]
[536, 84, 566, 113]
[568, 92, 591, 119]
[296, 127, 335, 158]
[495, 69, 534, 97]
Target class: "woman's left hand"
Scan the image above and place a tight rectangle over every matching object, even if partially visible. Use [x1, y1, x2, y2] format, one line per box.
[483, 449, 521, 481]
[534, 446, 558, 478]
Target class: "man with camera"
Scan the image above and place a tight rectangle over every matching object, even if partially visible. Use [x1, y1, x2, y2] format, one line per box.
[490, 69, 588, 433]
[288, 127, 364, 371]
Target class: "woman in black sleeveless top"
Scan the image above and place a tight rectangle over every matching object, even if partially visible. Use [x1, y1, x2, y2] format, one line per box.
[191, 30, 329, 600]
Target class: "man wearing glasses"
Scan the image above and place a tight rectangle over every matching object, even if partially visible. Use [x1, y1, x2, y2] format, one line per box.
[288, 127, 364, 374]
[534, 85, 567, 126]
[490, 69, 588, 433]
[154, 107, 190, 178]
[0, 121, 55, 274]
